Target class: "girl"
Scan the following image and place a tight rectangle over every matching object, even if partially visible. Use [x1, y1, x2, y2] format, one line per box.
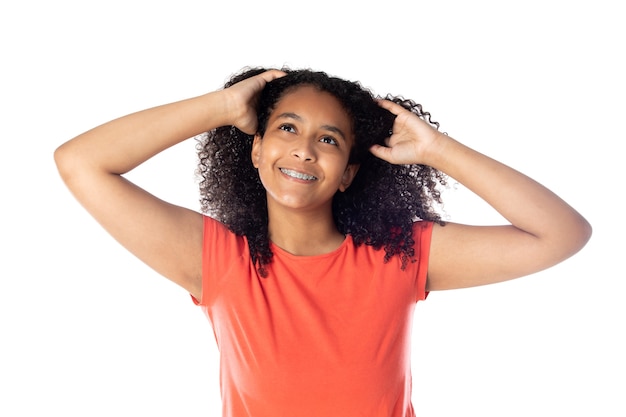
[54, 67, 591, 416]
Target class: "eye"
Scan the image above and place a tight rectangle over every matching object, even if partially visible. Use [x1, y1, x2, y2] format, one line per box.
[319, 136, 338, 146]
[278, 123, 296, 133]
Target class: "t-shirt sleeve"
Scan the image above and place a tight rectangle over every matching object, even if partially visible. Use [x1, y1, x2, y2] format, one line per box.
[414, 221, 434, 302]
[191, 215, 246, 306]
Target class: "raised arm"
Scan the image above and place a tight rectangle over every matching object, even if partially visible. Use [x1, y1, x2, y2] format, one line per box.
[54, 70, 285, 299]
[370, 99, 592, 291]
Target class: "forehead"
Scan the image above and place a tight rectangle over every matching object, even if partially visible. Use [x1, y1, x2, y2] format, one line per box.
[271, 85, 352, 129]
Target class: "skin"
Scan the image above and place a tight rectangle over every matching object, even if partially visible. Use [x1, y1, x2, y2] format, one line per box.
[251, 85, 359, 256]
[370, 99, 591, 290]
[54, 70, 591, 301]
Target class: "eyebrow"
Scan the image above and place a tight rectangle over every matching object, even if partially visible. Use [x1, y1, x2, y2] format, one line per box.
[275, 112, 347, 141]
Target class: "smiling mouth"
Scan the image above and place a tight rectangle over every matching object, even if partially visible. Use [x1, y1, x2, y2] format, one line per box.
[279, 168, 318, 181]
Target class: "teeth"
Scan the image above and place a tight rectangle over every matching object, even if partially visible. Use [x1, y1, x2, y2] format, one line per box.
[280, 168, 317, 181]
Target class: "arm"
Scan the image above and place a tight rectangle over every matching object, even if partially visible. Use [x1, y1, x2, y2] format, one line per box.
[54, 70, 285, 300]
[370, 100, 592, 291]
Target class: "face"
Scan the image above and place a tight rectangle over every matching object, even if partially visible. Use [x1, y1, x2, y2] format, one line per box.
[252, 85, 359, 214]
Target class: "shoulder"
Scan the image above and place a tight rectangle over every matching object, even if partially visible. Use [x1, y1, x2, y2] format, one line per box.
[413, 220, 434, 234]
[410, 221, 434, 256]
[202, 215, 249, 265]
[202, 215, 247, 247]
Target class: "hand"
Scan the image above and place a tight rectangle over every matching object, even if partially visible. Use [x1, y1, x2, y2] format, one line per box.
[369, 99, 444, 165]
[224, 69, 286, 134]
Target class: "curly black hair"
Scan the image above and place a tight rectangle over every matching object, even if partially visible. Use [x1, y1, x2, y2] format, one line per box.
[196, 67, 447, 276]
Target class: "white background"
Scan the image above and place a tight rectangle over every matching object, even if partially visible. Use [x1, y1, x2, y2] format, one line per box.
[1, 1, 624, 416]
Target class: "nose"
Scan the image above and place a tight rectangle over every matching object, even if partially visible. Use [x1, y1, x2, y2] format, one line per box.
[291, 139, 316, 162]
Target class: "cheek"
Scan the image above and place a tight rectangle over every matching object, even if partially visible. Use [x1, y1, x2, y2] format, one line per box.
[255, 139, 285, 169]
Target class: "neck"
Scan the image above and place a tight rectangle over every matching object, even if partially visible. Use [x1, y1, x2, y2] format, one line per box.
[267, 204, 345, 256]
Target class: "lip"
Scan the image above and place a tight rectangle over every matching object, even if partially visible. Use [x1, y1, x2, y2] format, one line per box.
[279, 167, 318, 181]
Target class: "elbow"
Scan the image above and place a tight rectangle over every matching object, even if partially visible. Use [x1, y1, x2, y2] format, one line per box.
[577, 216, 593, 250]
[54, 141, 87, 187]
[53, 142, 74, 183]
[564, 214, 593, 258]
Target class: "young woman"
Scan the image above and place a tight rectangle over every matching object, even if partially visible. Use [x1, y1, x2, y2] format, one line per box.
[54, 67, 591, 416]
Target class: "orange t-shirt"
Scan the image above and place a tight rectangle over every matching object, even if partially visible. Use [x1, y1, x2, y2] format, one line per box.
[195, 216, 433, 417]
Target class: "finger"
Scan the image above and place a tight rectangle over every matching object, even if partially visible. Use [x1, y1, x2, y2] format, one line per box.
[376, 98, 406, 115]
[369, 144, 394, 163]
[259, 69, 287, 83]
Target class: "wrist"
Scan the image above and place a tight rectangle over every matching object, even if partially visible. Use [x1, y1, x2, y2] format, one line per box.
[420, 132, 456, 169]
[198, 89, 242, 130]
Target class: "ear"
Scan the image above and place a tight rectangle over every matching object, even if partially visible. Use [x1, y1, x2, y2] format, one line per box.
[339, 164, 360, 192]
[251, 133, 262, 168]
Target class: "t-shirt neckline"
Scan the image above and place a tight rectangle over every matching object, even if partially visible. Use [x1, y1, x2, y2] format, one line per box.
[269, 235, 353, 261]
